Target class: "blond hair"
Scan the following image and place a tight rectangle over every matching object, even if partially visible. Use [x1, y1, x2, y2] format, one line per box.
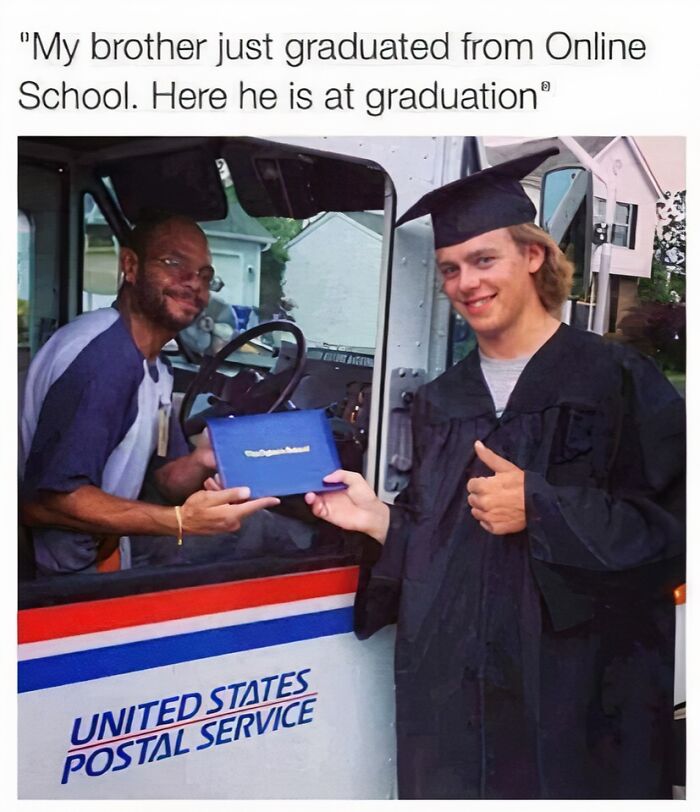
[507, 223, 574, 314]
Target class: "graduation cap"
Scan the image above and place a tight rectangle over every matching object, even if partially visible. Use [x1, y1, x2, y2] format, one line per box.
[396, 147, 559, 249]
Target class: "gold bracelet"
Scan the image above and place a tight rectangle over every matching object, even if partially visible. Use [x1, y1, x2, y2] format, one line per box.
[174, 505, 184, 546]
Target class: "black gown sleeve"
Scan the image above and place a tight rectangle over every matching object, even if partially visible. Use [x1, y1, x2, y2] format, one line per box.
[524, 353, 685, 628]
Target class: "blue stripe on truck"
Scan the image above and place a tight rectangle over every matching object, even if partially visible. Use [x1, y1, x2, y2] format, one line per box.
[18, 607, 354, 693]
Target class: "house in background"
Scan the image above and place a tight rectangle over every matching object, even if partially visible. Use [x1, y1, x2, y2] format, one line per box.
[202, 198, 275, 310]
[283, 211, 384, 352]
[484, 136, 666, 329]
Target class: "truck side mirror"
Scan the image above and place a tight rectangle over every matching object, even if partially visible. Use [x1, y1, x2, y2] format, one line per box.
[540, 165, 594, 302]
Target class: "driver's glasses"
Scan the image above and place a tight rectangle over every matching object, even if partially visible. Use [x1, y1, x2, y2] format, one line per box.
[153, 256, 216, 288]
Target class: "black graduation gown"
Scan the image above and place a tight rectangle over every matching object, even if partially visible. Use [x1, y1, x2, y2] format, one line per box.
[355, 324, 685, 799]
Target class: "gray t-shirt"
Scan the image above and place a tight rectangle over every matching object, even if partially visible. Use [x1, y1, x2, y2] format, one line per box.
[479, 351, 532, 417]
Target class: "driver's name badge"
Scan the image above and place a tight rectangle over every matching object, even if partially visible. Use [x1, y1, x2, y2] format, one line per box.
[157, 402, 171, 457]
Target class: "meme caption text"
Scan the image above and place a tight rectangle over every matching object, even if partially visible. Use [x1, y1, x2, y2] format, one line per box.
[18, 30, 647, 117]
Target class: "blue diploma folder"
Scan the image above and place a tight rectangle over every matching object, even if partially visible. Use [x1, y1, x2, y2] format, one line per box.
[206, 409, 346, 498]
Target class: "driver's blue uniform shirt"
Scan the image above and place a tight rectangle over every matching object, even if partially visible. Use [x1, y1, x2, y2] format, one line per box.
[20, 307, 189, 576]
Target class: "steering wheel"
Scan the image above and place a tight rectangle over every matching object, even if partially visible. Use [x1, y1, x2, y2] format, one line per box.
[179, 319, 306, 437]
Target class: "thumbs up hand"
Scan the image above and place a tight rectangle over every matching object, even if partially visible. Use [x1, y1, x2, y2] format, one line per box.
[466, 440, 526, 535]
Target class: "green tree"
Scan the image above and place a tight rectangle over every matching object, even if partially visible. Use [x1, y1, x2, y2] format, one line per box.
[18, 298, 29, 344]
[639, 190, 685, 303]
[257, 216, 303, 321]
[222, 181, 302, 321]
[620, 190, 686, 376]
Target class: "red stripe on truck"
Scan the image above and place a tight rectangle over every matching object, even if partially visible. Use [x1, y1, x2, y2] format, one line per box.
[18, 566, 359, 644]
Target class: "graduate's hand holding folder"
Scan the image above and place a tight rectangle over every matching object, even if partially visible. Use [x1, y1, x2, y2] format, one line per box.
[206, 409, 390, 543]
[304, 469, 390, 544]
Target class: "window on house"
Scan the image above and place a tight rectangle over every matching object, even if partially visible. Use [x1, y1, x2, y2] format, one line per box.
[593, 197, 638, 248]
[18, 209, 34, 412]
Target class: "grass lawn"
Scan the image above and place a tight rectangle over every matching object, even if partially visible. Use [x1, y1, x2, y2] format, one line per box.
[665, 371, 685, 397]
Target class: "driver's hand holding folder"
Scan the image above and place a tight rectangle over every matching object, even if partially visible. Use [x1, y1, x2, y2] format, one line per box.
[206, 408, 389, 542]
